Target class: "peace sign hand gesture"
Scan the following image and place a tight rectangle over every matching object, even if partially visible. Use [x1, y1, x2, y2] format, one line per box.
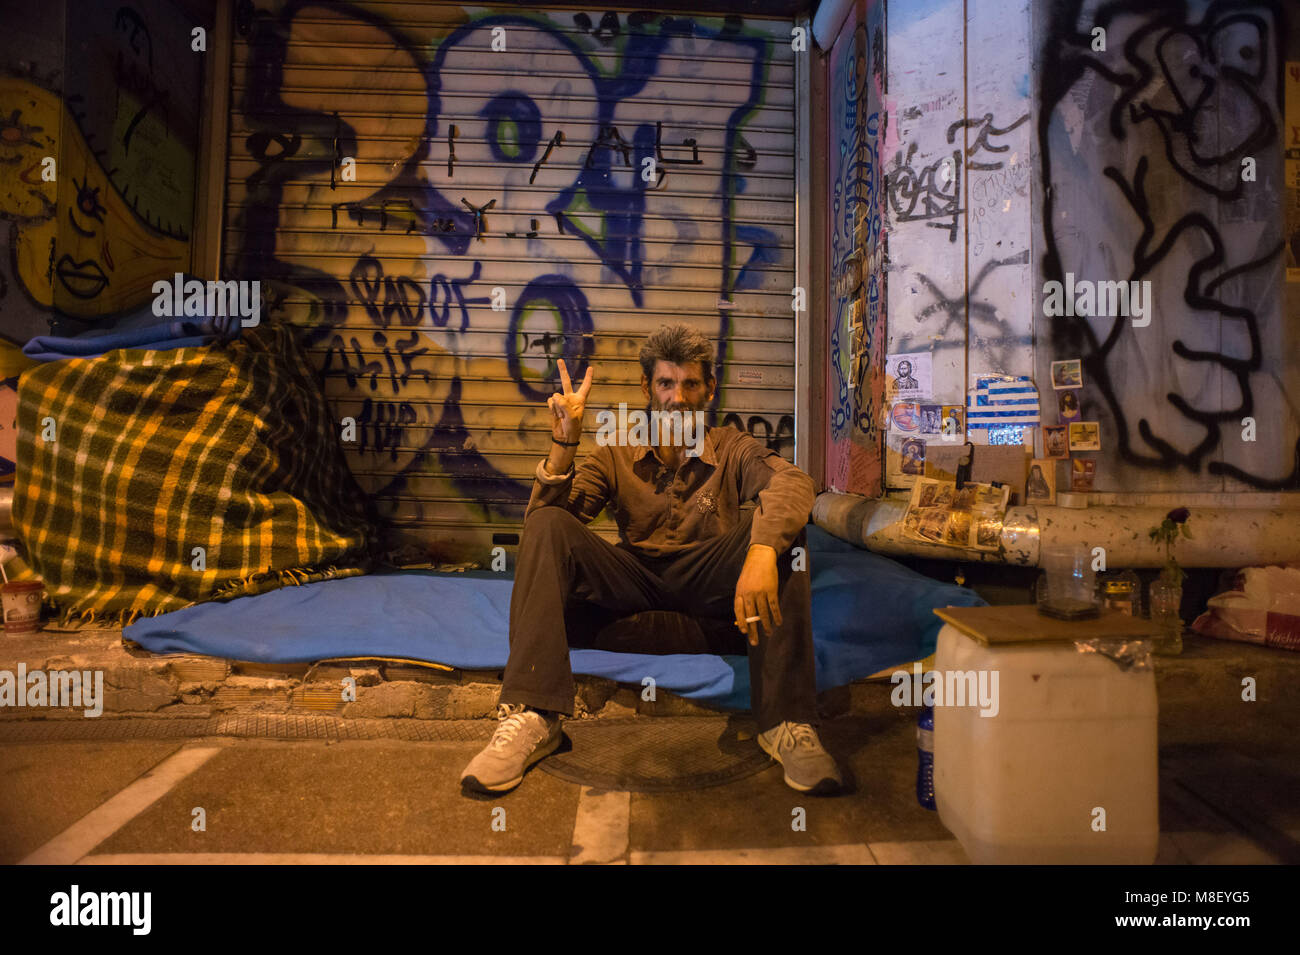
[547, 359, 594, 444]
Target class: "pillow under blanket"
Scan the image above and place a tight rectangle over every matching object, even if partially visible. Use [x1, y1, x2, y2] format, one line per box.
[13, 322, 376, 626]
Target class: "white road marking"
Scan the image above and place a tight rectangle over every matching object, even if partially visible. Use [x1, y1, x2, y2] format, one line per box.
[20, 745, 223, 865]
[81, 853, 567, 865]
[1168, 832, 1280, 865]
[631, 844, 877, 865]
[868, 840, 970, 864]
[569, 786, 631, 864]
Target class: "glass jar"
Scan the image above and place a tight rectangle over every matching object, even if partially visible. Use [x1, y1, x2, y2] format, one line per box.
[1148, 578, 1184, 655]
[1099, 570, 1141, 616]
[1037, 544, 1099, 617]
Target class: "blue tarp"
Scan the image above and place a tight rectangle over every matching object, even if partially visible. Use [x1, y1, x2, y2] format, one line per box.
[22, 304, 240, 362]
[126, 526, 985, 709]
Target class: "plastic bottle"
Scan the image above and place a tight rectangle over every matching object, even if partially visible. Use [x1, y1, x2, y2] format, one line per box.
[916, 705, 936, 810]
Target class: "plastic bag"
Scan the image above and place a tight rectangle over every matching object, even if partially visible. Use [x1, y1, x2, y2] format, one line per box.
[1191, 564, 1300, 652]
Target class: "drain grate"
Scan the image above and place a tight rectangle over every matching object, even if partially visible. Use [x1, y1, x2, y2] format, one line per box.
[0, 716, 493, 743]
[539, 716, 773, 793]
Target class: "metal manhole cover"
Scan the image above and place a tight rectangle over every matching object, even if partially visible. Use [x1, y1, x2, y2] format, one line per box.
[538, 716, 773, 792]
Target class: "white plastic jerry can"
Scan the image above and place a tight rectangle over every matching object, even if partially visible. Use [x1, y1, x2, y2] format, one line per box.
[933, 623, 1159, 864]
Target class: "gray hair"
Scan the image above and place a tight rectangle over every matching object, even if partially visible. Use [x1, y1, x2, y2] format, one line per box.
[638, 323, 715, 381]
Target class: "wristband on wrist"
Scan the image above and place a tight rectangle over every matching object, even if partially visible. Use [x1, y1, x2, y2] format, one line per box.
[537, 459, 575, 484]
[551, 436, 580, 447]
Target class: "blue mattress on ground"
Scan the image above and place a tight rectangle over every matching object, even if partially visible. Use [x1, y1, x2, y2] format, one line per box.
[126, 525, 985, 709]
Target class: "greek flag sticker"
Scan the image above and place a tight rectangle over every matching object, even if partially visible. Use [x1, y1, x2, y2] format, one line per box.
[966, 376, 1040, 428]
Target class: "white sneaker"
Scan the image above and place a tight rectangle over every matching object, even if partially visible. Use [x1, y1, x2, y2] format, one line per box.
[460, 703, 561, 794]
[757, 722, 844, 794]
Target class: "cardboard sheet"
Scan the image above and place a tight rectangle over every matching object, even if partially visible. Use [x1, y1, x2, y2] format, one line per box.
[935, 604, 1165, 645]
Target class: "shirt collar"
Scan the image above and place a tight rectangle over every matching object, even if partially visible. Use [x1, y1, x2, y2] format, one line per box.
[632, 425, 719, 466]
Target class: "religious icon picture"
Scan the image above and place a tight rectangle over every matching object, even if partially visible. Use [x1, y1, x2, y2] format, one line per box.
[1057, 388, 1081, 424]
[1025, 459, 1057, 505]
[941, 405, 964, 437]
[1071, 458, 1096, 491]
[891, 402, 921, 432]
[976, 516, 1001, 548]
[894, 358, 919, 391]
[1044, 424, 1069, 459]
[1068, 421, 1101, 451]
[944, 510, 972, 546]
[919, 404, 942, 434]
[1051, 359, 1083, 389]
[900, 437, 926, 475]
[886, 352, 930, 400]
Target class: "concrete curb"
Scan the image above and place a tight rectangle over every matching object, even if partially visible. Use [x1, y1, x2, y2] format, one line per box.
[0, 627, 738, 721]
[1, 626, 1295, 723]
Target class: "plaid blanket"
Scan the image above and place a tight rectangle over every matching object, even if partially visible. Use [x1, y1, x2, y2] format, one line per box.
[13, 322, 376, 626]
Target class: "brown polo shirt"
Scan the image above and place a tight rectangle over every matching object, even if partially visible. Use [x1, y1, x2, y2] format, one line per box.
[526, 425, 815, 559]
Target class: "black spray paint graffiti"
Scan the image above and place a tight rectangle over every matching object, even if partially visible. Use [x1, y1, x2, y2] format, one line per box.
[323, 329, 432, 395]
[886, 142, 961, 241]
[356, 398, 418, 461]
[948, 113, 1029, 171]
[1106, 157, 1283, 471]
[529, 130, 564, 184]
[331, 197, 457, 236]
[721, 413, 795, 455]
[111, 7, 170, 155]
[1040, 0, 1293, 488]
[346, 255, 490, 331]
[895, 249, 1033, 368]
[885, 112, 1028, 243]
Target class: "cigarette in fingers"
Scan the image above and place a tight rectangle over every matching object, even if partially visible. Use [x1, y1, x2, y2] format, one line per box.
[745, 616, 761, 623]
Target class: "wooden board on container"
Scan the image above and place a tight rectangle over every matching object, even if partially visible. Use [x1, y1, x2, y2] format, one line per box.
[934, 604, 1165, 646]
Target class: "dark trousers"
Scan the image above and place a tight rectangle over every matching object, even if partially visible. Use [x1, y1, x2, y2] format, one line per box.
[501, 506, 818, 732]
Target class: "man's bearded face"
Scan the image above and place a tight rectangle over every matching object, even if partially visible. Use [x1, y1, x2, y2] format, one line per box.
[645, 360, 715, 414]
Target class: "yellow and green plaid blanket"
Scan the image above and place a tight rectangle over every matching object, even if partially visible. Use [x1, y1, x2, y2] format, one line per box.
[13, 322, 376, 626]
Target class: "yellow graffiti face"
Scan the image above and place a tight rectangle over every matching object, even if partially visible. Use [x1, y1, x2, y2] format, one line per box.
[0, 77, 187, 318]
[0, 79, 58, 265]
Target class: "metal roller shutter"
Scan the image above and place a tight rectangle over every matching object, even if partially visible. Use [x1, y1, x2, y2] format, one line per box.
[224, 2, 798, 561]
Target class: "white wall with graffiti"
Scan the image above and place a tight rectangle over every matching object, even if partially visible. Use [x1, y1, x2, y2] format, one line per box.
[870, 0, 1296, 496]
[224, 2, 799, 559]
[876, 0, 1034, 486]
[1036, 0, 1298, 492]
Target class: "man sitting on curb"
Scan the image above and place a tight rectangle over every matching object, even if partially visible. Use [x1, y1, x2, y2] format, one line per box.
[461, 323, 842, 795]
